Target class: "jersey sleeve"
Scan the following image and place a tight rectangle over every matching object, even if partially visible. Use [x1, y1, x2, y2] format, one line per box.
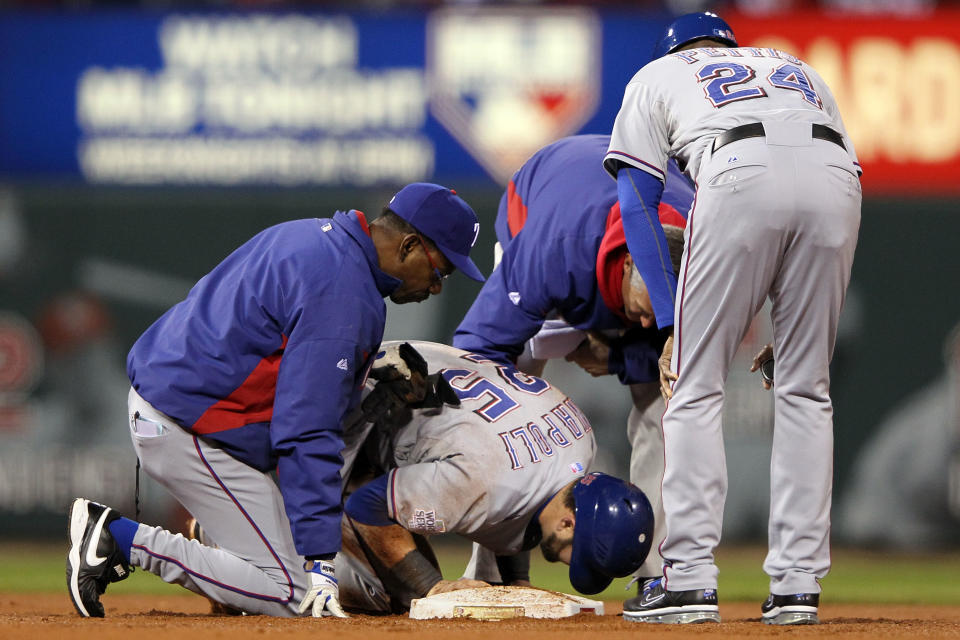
[453, 236, 566, 364]
[271, 336, 358, 557]
[617, 166, 675, 329]
[604, 77, 671, 181]
[385, 455, 490, 537]
[271, 289, 381, 558]
[603, 75, 679, 330]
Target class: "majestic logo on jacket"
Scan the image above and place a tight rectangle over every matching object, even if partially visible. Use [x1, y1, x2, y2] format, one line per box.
[426, 7, 601, 185]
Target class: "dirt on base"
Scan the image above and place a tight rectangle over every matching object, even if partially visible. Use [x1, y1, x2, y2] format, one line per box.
[3, 593, 960, 640]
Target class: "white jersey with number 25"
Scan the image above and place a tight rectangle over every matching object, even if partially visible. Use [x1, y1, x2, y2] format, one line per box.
[377, 341, 596, 555]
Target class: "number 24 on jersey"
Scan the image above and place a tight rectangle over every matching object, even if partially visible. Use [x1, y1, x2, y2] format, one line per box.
[698, 62, 822, 109]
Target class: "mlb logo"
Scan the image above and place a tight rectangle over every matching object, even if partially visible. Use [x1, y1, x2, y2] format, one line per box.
[427, 7, 601, 185]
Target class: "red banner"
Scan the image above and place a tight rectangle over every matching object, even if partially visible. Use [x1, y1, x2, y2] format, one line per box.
[729, 10, 960, 195]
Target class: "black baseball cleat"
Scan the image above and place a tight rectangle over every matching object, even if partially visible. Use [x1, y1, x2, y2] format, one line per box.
[66, 498, 132, 617]
[623, 576, 663, 609]
[761, 592, 819, 625]
[622, 577, 720, 624]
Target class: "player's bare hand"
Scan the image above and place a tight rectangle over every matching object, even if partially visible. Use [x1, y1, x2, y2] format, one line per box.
[564, 331, 610, 377]
[426, 579, 491, 597]
[749, 343, 774, 390]
[659, 333, 677, 400]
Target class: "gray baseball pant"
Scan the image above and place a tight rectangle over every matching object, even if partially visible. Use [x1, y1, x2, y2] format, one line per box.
[627, 381, 666, 580]
[127, 387, 308, 616]
[660, 125, 860, 595]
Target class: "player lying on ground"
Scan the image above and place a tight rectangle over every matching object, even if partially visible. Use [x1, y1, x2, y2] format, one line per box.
[331, 342, 654, 613]
[196, 340, 655, 614]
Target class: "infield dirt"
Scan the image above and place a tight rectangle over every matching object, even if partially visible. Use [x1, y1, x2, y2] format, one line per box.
[3, 593, 960, 640]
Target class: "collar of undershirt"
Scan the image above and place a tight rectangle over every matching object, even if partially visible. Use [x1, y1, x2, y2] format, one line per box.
[354, 210, 371, 236]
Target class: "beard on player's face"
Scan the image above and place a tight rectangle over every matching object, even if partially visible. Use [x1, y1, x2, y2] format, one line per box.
[540, 531, 572, 564]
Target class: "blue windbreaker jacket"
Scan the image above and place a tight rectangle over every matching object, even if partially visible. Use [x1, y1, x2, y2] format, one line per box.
[127, 211, 399, 557]
[453, 135, 693, 384]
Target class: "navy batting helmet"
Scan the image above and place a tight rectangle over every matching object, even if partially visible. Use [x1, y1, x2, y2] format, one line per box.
[568, 473, 655, 595]
[652, 11, 738, 60]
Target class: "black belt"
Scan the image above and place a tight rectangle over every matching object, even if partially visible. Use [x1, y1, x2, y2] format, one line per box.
[711, 122, 846, 153]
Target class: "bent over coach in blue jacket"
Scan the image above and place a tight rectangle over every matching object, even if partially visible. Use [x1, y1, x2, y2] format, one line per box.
[453, 135, 691, 590]
[455, 135, 691, 384]
[66, 183, 483, 620]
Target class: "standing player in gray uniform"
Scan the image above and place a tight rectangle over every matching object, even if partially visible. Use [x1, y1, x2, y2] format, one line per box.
[333, 341, 655, 612]
[603, 12, 861, 625]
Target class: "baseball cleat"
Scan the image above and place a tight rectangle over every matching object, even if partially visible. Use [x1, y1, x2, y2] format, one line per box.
[66, 498, 132, 617]
[761, 592, 819, 625]
[623, 576, 662, 606]
[622, 578, 720, 624]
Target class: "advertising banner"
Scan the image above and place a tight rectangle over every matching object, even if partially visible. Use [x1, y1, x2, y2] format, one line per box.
[730, 11, 960, 194]
[1, 9, 958, 193]
[0, 8, 657, 188]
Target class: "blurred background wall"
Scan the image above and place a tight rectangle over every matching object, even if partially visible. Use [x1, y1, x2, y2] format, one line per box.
[1, 0, 958, 549]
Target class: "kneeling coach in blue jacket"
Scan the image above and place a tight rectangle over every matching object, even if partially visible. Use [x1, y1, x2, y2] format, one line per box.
[66, 183, 484, 619]
[453, 135, 692, 591]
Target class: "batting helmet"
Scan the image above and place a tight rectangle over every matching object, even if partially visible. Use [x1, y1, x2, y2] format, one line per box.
[652, 11, 738, 60]
[568, 473, 655, 595]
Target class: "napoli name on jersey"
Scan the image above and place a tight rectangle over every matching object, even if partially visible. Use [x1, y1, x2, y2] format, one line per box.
[348, 341, 597, 555]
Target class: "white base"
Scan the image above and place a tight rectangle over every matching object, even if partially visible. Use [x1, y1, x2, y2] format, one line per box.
[409, 586, 604, 620]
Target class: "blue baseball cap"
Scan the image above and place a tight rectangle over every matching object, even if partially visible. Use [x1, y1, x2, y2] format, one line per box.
[569, 473, 655, 595]
[388, 183, 485, 282]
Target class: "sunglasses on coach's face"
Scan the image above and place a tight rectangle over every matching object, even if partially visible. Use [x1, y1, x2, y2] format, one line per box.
[416, 234, 450, 286]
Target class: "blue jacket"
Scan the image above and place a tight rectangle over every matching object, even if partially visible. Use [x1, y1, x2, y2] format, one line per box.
[454, 135, 693, 385]
[127, 211, 399, 557]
